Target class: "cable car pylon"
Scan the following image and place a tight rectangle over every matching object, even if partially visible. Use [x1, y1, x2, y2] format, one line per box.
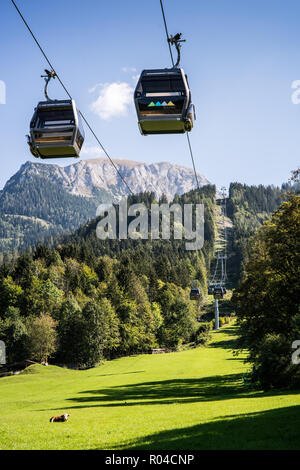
[208, 187, 228, 329]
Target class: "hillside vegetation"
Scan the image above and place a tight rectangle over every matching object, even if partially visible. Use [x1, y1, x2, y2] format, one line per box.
[227, 183, 285, 284]
[0, 173, 99, 257]
[0, 188, 216, 367]
[0, 159, 209, 257]
[233, 193, 300, 389]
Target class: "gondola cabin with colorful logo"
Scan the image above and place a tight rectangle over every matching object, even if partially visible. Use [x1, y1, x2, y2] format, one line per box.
[134, 68, 195, 135]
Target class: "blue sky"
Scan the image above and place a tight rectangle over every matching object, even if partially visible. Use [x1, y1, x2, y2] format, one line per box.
[0, 0, 300, 191]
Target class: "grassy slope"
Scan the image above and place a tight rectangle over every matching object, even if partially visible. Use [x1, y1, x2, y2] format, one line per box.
[0, 325, 299, 450]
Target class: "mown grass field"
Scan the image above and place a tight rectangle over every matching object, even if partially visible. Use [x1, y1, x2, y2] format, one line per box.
[0, 325, 299, 450]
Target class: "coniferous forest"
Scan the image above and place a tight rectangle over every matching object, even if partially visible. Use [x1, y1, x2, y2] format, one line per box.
[0, 187, 216, 367]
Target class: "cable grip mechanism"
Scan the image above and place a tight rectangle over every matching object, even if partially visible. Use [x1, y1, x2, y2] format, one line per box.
[41, 69, 57, 101]
[168, 32, 186, 68]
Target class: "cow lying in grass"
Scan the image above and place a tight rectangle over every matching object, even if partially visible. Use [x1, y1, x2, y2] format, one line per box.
[50, 413, 70, 423]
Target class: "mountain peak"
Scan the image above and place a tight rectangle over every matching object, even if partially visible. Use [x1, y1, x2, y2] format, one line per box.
[0, 158, 211, 254]
[10, 158, 210, 201]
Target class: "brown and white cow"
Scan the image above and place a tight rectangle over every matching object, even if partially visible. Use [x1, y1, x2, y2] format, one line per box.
[50, 413, 70, 423]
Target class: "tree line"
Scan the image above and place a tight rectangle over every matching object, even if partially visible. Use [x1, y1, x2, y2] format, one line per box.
[0, 187, 216, 367]
[227, 182, 285, 284]
[233, 173, 300, 389]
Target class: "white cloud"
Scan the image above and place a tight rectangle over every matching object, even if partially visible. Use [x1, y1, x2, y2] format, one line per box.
[122, 67, 137, 73]
[89, 82, 134, 120]
[122, 66, 140, 84]
[81, 144, 105, 157]
[88, 83, 102, 94]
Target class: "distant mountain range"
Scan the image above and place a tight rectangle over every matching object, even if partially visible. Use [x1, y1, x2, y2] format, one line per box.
[0, 158, 210, 255]
[14, 158, 209, 200]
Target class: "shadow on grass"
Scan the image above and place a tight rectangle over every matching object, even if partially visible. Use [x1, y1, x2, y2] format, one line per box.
[59, 327, 299, 411]
[96, 371, 145, 377]
[63, 372, 300, 410]
[104, 404, 300, 450]
[208, 326, 240, 350]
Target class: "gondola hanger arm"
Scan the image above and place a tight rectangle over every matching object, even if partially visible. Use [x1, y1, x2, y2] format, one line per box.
[41, 69, 57, 101]
[168, 33, 186, 68]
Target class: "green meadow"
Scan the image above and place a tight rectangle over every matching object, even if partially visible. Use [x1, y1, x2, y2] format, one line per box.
[0, 325, 299, 450]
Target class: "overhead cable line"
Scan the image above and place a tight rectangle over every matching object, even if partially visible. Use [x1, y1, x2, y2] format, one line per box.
[186, 133, 200, 190]
[10, 0, 134, 196]
[159, 0, 200, 191]
[159, 0, 175, 67]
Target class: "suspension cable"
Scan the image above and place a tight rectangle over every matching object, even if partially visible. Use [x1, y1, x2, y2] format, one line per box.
[186, 133, 200, 190]
[221, 188, 228, 282]
[211, 256, 219, 283]
[159, 0, 200, 193]
[159, 0, 175, 67]
[10, 0, 134, 196]
[211, 191, 228, 286]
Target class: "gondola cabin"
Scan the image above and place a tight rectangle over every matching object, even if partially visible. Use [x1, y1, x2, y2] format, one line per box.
[208, 285, 214, 295]
[27, 99, 84, 159]
[213, 286, 226, 299]
[134, 68, 195, 135]
[190, 287, 201, 301]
